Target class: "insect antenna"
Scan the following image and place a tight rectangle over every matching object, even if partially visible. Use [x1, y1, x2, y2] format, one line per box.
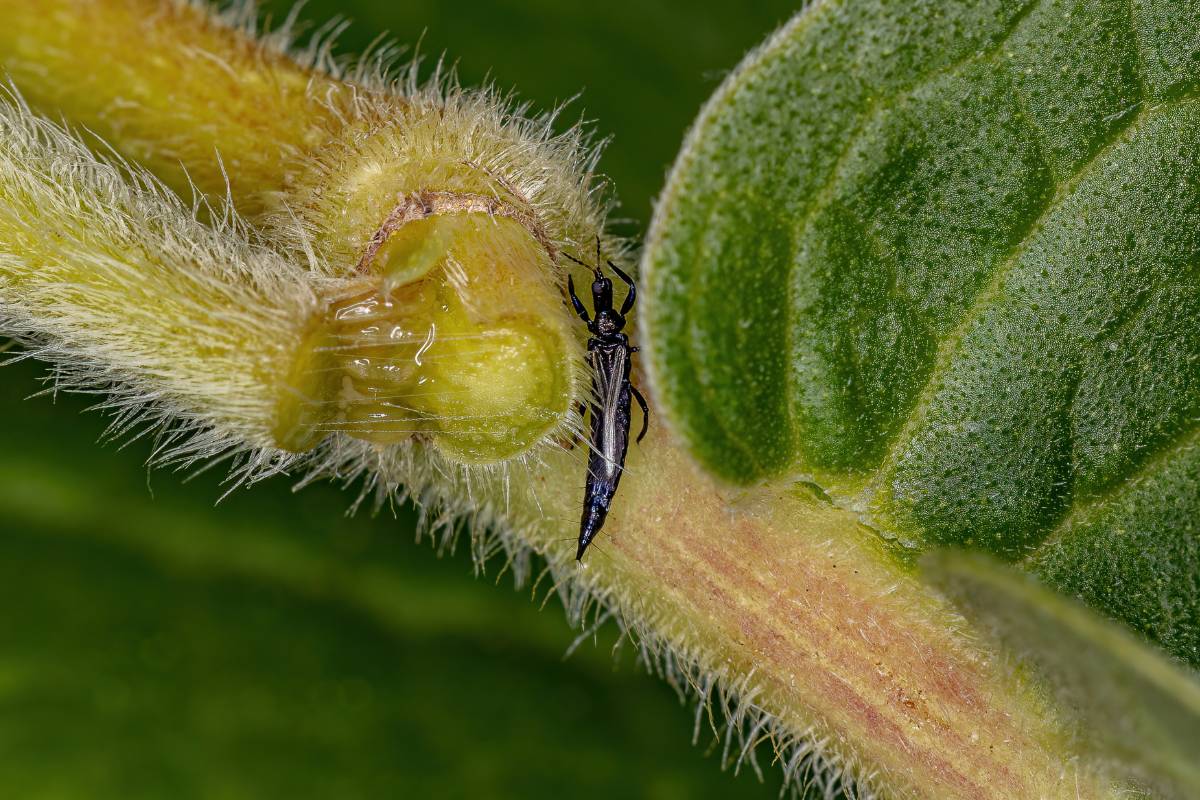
[561, 249, 597, 276]
[562, 239, 606, 279]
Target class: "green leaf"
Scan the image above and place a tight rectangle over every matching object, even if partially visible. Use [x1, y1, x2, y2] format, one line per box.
[924, 551, 1200, 798]
[643, 0, 1200, 664]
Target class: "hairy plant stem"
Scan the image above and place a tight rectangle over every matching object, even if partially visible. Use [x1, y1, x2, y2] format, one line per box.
[0, 0, 604, 462]
[490, 433, 1115, 799]
[0, 2, 1133, 798]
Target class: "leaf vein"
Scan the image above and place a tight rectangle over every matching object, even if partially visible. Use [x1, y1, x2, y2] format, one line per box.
[869, 91, 1198, 495]
[1029, 421, 1200, 559]
[781, 0, 1043, 471]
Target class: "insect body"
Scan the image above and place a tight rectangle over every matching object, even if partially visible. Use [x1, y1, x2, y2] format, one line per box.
[566, 243, 649, 561]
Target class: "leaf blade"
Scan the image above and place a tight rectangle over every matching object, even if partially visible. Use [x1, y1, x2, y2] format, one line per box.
[643, 0, 1200, 664]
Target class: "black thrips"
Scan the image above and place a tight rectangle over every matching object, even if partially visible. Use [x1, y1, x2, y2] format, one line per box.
[565, 240, 649, 562]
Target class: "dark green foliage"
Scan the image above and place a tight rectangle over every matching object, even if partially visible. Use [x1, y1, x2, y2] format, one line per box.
[644, 0, 1200, 664]
[0, 357, 786, 799]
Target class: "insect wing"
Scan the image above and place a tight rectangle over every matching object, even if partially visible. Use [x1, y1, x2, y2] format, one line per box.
[590, 345, 629, 483]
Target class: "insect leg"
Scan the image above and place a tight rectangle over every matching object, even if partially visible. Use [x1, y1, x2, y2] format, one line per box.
[630, 383, 650, 443]
[608, 261, 637, 315]
[567, 275, 591, 323]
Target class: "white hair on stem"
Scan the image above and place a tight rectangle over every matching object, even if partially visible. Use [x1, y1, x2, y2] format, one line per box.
[0, 89, 311, 465]
[173, 0, 630, 274]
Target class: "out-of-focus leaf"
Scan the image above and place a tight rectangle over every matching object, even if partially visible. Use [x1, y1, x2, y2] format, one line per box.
[924, 550, 1200, 798]
[0, 358, 785, 799]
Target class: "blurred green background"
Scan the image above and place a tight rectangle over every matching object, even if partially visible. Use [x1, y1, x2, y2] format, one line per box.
[0, 1, 803, 797]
